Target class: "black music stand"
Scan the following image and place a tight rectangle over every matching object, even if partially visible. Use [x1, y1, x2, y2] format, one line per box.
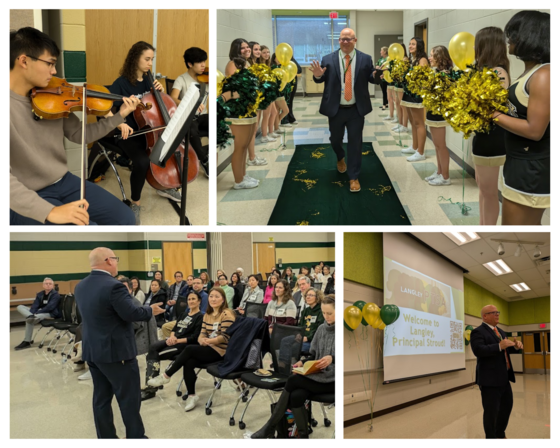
[149, 83, 206, 225]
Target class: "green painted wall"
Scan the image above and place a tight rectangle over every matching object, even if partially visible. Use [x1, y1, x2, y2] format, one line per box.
[344, 233, 383, 290]
[344, 233, 550, 325]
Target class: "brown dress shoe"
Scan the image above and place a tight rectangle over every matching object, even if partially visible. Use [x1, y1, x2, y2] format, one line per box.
[350, 179, 361, 192]
[337, 158, 347, 173]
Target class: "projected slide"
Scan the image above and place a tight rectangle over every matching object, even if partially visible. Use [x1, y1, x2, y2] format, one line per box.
[384, 257, 464, 357]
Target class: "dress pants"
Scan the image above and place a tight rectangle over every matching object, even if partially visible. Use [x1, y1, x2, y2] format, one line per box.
[480, 382, 514, 438]
[88, 359, 147, 439]
[328, 105, 365, 180]
[282, 77, 298, 124]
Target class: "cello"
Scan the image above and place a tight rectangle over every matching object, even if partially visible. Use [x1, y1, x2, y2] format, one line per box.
[133, 71, 199, 190]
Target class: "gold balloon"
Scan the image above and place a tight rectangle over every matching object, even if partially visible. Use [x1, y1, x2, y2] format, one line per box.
[273, 67, 289, 91]
[378, 322, 387, 330]
[448, 32, 475, 70]
[217, 69, 225, 97]
[344, 306, 362, 330]
[362, 303, 381, 328]
[383, 66, 393, 83]
[275, 43, 293, 66]
[283, 61, 298, 82]
[388, 43, 404, 61]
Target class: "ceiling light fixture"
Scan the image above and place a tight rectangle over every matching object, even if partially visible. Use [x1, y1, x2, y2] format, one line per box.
[514, 244, 522, 257]
[533, 246, 542, 258]
[510, 282, 531, 292]
[483, 259, 513, 276]
[443, 232, 480, 246]
[497, 243, 505, 256]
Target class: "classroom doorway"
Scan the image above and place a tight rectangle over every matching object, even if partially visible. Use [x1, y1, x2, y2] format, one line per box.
[523, 331, 551, 375]
[414, 18, 428, 50]
[253, 242, 276, 280]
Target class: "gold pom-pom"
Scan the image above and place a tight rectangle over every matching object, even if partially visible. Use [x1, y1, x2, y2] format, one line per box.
[390, 59, 411, 84]
[406, 65, 435, 97]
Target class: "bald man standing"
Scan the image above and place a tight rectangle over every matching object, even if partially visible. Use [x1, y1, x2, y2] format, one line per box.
[75, 247, 164, 439]
[470, 305, 523, 438]
[310, 28, 376, 192]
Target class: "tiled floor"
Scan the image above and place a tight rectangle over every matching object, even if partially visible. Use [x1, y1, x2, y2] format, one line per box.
[217, 97, 550, 226]
[345, 374, 550, 439]
[10, 326, 334, 439]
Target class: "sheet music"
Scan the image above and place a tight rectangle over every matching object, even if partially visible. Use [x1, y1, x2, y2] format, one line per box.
[158, 84, 200, 162]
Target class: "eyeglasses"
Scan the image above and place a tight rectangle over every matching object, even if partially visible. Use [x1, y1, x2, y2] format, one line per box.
[484, 311, 501, 316]
[25, 55, 56, 69]
[105, 256, 119, 262]
[339, 38, 356, 43]
[175, 275, 183, 278]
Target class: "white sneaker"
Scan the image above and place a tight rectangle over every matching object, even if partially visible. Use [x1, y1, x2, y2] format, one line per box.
[247, 157, 268, 166]
[383, 116, 394, 121]
[429, 175, 451, 186]
[244, 175, 259, 184]
[266, 135, 277, 142]
[233, 180, 259, 190]
[401, 146, 416, 154]
[391, 125, 400, 131]
[407, 151, 427, 162]
[292, 121, 299, 125]
[398, 125, 408, 132]
[259, 136, 272, 144]
[274, 128, 281, 133]
[78, 370, 92, 381]
[147, 374, 171, 387]
[270, 132, 280, 138]
[391, 117, 399, 123]
[184, 395, 200, 412]
[425, 170, 439, 182]
[280, 123, 292, 128]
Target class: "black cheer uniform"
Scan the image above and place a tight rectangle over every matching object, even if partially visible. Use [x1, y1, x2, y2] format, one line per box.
[501, 63, 550, 208]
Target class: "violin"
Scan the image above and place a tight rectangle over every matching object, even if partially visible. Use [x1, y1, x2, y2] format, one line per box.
[30, 77, 151, 119]
[197, 67, 209, 84]
[133, 71, 199, 190]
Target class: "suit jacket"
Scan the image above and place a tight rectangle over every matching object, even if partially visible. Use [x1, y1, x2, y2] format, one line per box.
[29, 290, 61, 318]
[470, 323, 516, 387]
[76, 270, 153, 363]
[313, 49, 375, 118]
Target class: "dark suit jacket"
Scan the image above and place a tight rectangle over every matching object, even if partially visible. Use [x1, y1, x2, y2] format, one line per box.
[313, 49, 375, 118]
[76, 270, 153, 364]
[29, 290, 61, 318]
[470, 323, 516, 387]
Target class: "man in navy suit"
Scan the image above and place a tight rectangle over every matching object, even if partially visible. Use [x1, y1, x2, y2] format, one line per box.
[310, 28, 376, 192]
[76, 247, 165, 439]
[470, 305, 523, 438]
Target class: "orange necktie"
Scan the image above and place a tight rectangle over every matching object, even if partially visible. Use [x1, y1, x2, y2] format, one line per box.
[344, 54, 352, 101]
[494, 327, 511, 370]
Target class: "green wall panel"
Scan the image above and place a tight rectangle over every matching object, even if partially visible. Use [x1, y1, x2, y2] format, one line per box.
[344, 233, 383, 289]
[533, 297, 551, 323]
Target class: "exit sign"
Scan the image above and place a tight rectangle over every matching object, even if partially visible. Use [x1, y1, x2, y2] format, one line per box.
[329, 11, 338, 19]
[540, 323, 546, 329]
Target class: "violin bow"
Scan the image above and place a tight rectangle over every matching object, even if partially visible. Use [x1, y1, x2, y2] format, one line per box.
[80, 85, 87, 203]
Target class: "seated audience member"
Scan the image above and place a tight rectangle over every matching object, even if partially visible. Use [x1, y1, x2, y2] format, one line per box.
[170, 47, 209, 177]
[131, 276, 145, 304]
[144, 279, 168, 327]
[166, 271, 187, 320]
[263, 274, 279, 304]
[324, 270, 335, 296]
[154, 271, 169, 292]
[217, 274, 234, 308]
[311, 265, 322, 282]
[200, 272, 214, 291]
[216, 270, 226, 281]
[15, 278, 61, 350]
[299, 288, 325, 352]
[237, 267, 248, 284]
[252, 295, 335, 439]
[320, 265, 332, 291]
[141, 291, 204, 401]
[148, 287, 236, 411]
[271, 268, 282, 278]
[298, 266, 311, 279]
[163, 277, 208, 338]
[292, 276, 312, 314]
[237, 274, 264, 315]
[179, 275, 195, 296]
[282, 267, 297, 284]
[230, 272, 244, 309]
[265, 279, 298, 332]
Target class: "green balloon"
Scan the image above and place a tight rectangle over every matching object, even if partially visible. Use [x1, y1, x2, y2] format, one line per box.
[353, 300, 368, 326]
[344, 321, 354, 331]
[380, 304, 400, 326]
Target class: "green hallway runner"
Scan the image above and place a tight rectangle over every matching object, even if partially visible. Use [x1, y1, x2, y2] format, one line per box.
[268, 143, 411, 225]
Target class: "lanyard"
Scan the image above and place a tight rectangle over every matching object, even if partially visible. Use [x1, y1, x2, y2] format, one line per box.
[340, 50, 355, 77]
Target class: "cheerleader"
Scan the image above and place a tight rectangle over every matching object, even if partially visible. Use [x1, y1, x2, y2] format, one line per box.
[108, 41, 172, 225]
[259, 45, 279, 143]
[472, 27, 510, 225]
[271, 53, 291, 133]
[224, 38, 260, 190]
[493, 11, 550, 225]
[375, 47, 389, 110]
[425, 45, 454, 186]
[393, 43, 410, 134]
[401, 37, 429, 161]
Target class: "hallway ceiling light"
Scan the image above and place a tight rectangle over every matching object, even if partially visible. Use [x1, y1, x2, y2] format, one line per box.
[483, 259, 513, 276]
[510, 282, 531, 292]
[444, 232, 480, 246]
[515, 244, 522, 257]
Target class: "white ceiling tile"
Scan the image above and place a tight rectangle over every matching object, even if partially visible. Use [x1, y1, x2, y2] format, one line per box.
[442, 247, 480, 268]
[459, 239, 501, 263]
[533, 288, 551, 298]
[412, 233, 459, 252]
[501, 252, 536, 271]
[465, 263, 496, 279]
[498, 272, 524, 285]
[524, 278, 549, 290]
[517, 268, 545, 282]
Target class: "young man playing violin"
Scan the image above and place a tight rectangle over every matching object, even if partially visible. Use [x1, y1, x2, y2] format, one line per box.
[10, 27, 137, 225]
[170, 47, 209, 177]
